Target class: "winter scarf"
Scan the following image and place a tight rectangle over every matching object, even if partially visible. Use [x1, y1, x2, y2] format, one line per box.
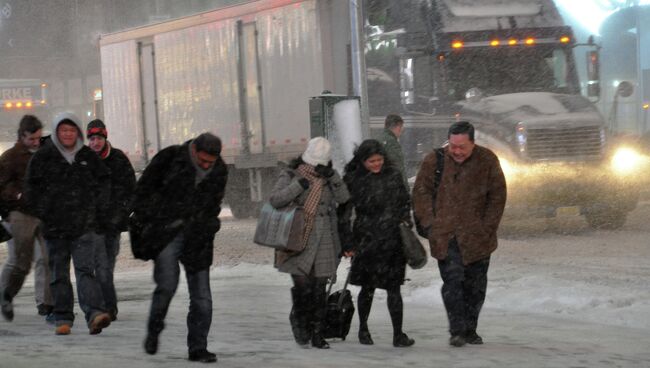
[296, 163, 324, 248]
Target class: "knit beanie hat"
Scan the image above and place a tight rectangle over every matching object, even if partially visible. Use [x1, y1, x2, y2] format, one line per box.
[87, 119, 107, 139]
[301, 137, 331, 166]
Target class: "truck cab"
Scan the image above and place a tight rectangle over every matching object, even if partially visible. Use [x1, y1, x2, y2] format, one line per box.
[365, 0, 645, 228]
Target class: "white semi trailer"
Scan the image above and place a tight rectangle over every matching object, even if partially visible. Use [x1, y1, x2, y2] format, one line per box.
[99, 0, 355, 218]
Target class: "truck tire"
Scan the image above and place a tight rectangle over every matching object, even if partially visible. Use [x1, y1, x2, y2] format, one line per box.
[584, 207, 627, 230]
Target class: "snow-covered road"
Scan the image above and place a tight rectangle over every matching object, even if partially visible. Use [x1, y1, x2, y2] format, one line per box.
[1, 203, 649, 367]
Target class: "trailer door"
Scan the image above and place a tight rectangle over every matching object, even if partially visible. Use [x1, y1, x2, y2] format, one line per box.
[138, 42, 160, 162]
[237, 21, 264, 155]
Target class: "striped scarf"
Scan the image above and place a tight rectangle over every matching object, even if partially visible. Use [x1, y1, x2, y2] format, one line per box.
[296, 164, 325, 248]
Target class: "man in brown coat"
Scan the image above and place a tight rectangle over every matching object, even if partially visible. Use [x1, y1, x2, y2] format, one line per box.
[413, 121, 506, 347]
[0, 115, 53, 321]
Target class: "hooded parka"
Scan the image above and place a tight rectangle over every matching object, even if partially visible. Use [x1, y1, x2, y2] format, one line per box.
[24, 113, 110, 240]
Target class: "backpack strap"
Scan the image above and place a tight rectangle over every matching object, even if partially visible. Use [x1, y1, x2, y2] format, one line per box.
[415, 148, 445, 237]
[432, 148, 445, 211]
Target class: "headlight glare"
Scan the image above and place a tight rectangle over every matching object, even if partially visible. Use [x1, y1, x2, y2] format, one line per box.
[611, 147, 644, 175]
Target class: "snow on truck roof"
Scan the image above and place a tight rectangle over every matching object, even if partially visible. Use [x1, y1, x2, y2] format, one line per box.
[445, 0, 542, 18]
[476, 92, 597, 116]
[440, 0, 565, 32]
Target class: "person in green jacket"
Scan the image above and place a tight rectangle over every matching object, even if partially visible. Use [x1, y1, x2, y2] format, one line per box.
[381, 114, 408, 189]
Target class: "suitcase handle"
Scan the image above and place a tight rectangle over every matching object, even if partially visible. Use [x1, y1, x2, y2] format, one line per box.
[327, 265, 352, 308]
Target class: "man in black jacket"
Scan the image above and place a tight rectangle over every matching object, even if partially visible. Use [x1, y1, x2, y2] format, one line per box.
[24, 112, 112, 336]
[86, 119, 136, 321]
[131, 133, 227, 363]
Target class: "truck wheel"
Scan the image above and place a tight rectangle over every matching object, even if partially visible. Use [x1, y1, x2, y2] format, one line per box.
[584, 208, 627, 230]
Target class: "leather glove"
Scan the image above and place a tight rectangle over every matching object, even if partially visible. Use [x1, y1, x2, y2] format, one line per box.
[315, 163, 335, 178]
[298, 178, 310, 189]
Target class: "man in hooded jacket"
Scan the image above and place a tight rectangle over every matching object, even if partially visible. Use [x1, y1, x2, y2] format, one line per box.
[24, 112, 112, 336]
[130, 132, 227, 363]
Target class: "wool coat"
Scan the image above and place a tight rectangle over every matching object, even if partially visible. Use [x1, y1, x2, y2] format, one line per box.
[339, 165, 410, 289]
[269, 161, 350, 278]
[129, 141, 228, 273]
[412, 145, 507, 265]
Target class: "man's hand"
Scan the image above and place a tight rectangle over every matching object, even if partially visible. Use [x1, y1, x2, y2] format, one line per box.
[298, 178, 310, 189]
[315, 163, 335, 178]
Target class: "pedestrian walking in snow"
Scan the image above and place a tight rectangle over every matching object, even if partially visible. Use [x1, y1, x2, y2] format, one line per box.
[412, 121, 507, 347]
[269, 137, 350, 349]
[338, 139, 415, 348]
[0, 115, 53, 322]
[24, 112, 113, 336]
[381, 114, 408, 190]
[130, 133, 227, 363]
[86, 119, 135, 321]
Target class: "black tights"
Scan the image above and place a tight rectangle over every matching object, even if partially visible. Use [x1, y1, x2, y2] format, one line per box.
[357, 285, 404, 337]
[291, 274, 327, 293]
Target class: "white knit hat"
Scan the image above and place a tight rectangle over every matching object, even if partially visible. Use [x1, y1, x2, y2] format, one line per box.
[302, 137, 331, 166]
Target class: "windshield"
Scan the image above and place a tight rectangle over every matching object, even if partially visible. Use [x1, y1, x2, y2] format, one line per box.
[443, 46, 578, 100]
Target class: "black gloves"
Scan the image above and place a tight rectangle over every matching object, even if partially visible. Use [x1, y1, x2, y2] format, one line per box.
[298, 178, 310, 189]
[315, 163, 335, 178]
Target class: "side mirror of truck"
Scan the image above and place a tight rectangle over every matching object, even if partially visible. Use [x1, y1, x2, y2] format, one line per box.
[616, 81, 634, 98]
[465, 87, 484, 103]
[586, 50, 600, 97]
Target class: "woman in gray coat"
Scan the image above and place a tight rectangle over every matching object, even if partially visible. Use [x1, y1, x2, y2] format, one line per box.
[269, 137, 350, 349]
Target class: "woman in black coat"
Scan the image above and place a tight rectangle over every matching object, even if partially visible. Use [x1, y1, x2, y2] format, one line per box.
[339, 139, 415, 347]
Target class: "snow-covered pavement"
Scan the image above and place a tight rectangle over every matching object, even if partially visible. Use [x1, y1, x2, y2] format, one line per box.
[1, 203, 650, 367]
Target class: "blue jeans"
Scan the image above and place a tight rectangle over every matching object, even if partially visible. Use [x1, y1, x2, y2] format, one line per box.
[437, 237, 490, 336]
[147, 234, 213, 353]
[46, 232, 106, 327]
[94, 232, 121, 315]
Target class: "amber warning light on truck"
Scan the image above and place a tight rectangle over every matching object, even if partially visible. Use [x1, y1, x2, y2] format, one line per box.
[1, 82, 47, 110]
[450, 36, 571, 49]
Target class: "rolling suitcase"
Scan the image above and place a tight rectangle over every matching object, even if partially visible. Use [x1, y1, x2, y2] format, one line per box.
[323, 270, 355, 340]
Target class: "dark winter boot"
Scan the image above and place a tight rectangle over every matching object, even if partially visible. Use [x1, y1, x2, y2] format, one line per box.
[290, 287, 312, 346]
[393, 332, 415, 347]
[310, 284, 330, 349]
[188, 349, 217, 363]
[1, 290, 14, 322]
[464, 330, 483, 345]
[449, 335, 467, 347]
[358, 328, 374, 345]
[144, 333, 159, 355]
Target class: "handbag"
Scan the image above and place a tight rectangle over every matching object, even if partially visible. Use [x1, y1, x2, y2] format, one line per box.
[254, 202, 305, 252]
[399, 222, 427, 269]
